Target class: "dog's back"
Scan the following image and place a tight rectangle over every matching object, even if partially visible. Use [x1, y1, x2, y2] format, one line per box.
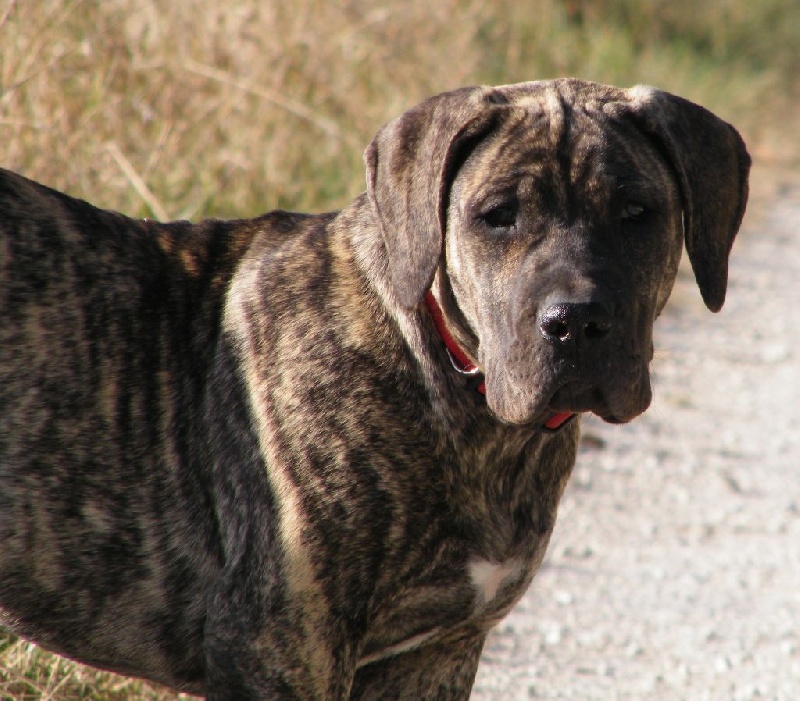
[0, 168, 259, 690]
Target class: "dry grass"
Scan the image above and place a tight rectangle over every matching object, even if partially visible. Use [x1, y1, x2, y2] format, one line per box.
[0, 632, 195, 700]
[0, 0, 493, 219]
[2, 0, 797, 218]
[1, 0, 798, 698]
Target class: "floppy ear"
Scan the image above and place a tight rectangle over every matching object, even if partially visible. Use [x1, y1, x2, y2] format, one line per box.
[364, 87, 502, 308]
[618, 87, 751, 312]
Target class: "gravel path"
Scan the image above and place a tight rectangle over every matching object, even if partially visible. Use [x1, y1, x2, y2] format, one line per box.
[472, 177, 800, 700]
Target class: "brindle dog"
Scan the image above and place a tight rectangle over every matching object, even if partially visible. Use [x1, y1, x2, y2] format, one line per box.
[0, 79, 749, 699]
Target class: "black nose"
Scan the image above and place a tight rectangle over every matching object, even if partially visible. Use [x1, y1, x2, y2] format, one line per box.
[538, 301, 613, 343]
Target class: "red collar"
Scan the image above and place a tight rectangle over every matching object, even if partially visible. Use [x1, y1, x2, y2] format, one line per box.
[424, 292, 575, 432]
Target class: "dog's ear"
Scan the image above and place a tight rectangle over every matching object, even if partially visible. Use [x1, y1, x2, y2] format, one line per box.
[365, 87, 502, 308]
[616, 87, 751, 312]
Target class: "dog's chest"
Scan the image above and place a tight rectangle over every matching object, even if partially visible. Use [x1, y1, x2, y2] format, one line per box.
[356, 438, 568, 667]
[466, 556, 527, 610]
[358, 549, 537, 668]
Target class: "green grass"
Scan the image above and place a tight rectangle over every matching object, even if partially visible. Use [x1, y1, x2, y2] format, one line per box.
[0, 0, 797, 698]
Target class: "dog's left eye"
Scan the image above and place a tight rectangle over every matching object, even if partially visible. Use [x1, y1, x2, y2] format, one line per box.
[621, 203, 646, 221]
[480, 202, 518, 229]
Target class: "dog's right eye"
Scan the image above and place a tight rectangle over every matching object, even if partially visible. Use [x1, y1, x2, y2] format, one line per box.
[479, 202, 518, 229]
[621, 202, 646, 221]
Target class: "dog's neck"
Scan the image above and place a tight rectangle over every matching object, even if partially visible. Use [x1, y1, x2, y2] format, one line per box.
[424, 290, 486, 394]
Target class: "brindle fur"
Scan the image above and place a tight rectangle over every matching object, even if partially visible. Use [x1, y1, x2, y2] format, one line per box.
[0, 79, 749, 699]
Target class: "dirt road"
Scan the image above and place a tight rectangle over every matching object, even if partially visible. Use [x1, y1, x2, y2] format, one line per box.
[473, 176, 800, 700]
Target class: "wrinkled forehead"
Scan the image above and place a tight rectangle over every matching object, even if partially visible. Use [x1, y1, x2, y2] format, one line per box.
[453, 91, 672, 205]
[489, 78, 633, 107]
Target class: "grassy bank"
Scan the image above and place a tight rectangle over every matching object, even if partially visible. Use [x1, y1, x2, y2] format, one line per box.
[1, 0, 797, 699]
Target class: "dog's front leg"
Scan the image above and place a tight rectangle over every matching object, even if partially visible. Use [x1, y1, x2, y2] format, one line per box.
[350, 634, 485, 701]
[203, 571, 359, 700]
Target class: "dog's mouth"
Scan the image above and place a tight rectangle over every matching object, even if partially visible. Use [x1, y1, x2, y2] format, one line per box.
[483, 346, 653, 429]
[547, 380, 607, 415]
[533, 380, 603, 432]
[546, 375, 650, 425]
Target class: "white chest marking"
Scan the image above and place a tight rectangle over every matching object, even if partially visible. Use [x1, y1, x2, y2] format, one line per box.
[468, 557, 524, 607]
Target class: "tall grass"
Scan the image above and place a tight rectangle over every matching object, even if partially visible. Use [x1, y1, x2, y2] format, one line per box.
[0, 0, 495, 219]
[0, 0, 797, 698]
[1, 0, 797, 220]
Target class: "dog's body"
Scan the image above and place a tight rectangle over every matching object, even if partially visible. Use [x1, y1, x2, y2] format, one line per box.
[0, 80, 749, 699]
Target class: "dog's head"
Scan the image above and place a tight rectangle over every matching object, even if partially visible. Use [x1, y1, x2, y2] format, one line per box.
[365, 79, 750, 426]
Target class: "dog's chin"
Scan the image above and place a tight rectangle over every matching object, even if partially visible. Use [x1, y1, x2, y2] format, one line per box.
[486, 374, 653, 428]
[548, 377, 653, 425]
[485, 378, 559, 428]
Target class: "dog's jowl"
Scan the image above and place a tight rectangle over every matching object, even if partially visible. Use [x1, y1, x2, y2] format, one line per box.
[0, 79, 749, 700]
